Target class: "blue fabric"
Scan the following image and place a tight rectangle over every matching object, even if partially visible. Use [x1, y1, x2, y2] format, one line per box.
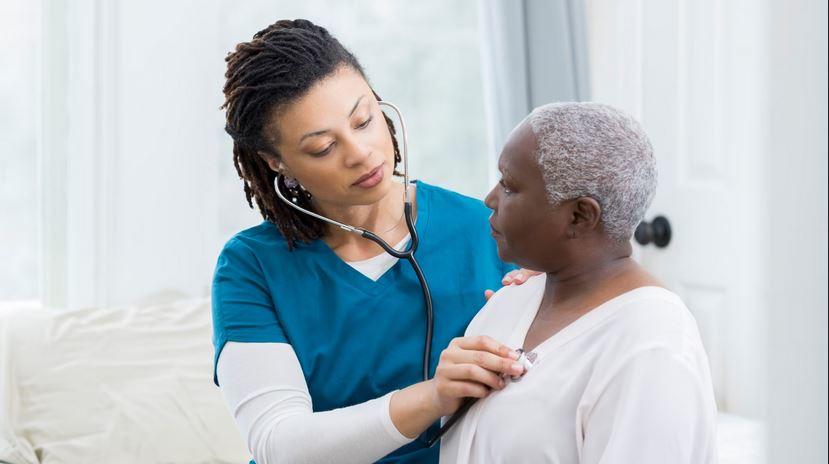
[211, 181, 516, 463]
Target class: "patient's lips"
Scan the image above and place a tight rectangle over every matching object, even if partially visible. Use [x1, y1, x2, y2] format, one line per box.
[489, 219, 501, 237]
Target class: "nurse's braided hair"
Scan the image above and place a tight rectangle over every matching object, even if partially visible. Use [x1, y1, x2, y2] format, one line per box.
[222, 19, 401, 249]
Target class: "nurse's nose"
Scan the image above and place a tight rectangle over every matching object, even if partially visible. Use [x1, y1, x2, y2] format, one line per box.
[341, 135, 371, 169]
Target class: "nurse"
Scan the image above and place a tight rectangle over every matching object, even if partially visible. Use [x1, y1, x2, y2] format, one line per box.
[213, 19, 532, 464]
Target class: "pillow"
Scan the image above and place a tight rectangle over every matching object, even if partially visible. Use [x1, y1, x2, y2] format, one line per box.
[0, 302, 39, 463]
[0, 298, 250, 463]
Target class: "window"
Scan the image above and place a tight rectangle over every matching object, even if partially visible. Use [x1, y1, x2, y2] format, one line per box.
[215, 0, 491, 239]
[5, 2, 497, 307]
[0, 0, 41, 301]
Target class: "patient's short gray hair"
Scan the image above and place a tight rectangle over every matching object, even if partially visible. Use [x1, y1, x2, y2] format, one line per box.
[527, 102, 657, 241]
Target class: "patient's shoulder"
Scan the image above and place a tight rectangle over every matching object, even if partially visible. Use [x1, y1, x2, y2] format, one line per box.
[601, 287, 701, 353]
[465, 274, 546, 337]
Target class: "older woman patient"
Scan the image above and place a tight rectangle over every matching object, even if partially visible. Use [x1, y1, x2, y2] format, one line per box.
[439, 103, 718, 463]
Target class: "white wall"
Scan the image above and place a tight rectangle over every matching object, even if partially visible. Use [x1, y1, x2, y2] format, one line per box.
[586, 0, 828, 460]
[585, 0, 770, 420]
[765, 0, 828, 462]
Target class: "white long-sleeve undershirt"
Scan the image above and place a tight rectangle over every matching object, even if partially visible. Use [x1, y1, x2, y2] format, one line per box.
[217, 342, 414, 464]
[216, 235, 414, 464]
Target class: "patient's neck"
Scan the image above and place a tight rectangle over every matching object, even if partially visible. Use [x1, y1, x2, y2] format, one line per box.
[539, 241, 656, 314]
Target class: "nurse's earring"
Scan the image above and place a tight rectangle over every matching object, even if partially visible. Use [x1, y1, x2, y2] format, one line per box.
[281, 174, 311, 203]
[283, 176, 301, 203]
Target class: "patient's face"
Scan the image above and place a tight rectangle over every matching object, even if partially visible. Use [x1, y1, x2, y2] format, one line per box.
[484, 121, 570, 270]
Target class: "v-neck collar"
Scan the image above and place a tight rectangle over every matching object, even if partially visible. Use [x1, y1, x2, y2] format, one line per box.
[453, 278, 673, 462]
[508, 275, 671, 360]
[305, 180, 432, 296]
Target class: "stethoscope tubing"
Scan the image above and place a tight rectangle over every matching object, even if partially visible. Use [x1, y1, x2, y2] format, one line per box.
[271, 100, 510, 446]
[272, 101, 434, 382]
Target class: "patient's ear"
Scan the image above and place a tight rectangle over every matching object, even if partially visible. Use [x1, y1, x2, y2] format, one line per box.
[569, 197, 602, 237]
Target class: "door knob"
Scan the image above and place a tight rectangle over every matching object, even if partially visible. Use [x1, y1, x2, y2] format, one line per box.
[634, 216, 672, 248]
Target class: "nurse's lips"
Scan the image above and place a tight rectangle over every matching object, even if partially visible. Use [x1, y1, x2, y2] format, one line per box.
[352, 163, 384, 188]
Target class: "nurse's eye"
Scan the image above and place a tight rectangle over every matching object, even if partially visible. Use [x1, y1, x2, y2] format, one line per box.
[499, 179, 513, 194]
[311, 142, 335, 157]
[355, 116, 373, 129]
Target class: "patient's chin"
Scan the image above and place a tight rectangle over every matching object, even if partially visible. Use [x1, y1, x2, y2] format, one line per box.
[494, 241, 515, 265]
[493, 234, 530, 267]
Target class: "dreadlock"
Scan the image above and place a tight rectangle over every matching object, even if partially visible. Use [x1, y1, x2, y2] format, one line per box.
[221, 19, 401, 249]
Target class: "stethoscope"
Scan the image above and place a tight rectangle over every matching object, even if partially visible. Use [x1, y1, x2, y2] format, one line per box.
[273, 101, 435, 383]
[273, 101, 522, 447]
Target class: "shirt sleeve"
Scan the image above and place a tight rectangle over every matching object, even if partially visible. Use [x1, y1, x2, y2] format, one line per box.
[211, 237, 287, 386]
[217, 342, 413, 464]
[580, 347, 718, 464]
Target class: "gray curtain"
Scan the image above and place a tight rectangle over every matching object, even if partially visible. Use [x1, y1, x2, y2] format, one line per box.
[479, 0, 590, 174]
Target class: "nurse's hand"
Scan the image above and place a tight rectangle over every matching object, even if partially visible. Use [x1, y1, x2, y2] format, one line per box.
[429, 335, 523, 417]
[484, 268, 543, 300]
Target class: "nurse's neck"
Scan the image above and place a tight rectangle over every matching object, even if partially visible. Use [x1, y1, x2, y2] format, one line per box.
[316, 181, 413, 260]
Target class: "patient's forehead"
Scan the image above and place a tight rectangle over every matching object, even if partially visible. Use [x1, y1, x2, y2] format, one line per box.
[499, 121, 539, 176]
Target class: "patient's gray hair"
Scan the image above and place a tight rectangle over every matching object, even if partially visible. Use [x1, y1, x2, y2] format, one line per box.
[527, 102, 657, 241]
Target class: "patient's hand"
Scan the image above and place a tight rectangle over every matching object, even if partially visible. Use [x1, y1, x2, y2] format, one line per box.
[484, 268, 543, 300]
[429, 335, 524, 416]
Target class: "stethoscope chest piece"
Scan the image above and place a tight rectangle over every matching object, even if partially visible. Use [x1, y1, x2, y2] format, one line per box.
[509, 349, 537, 382]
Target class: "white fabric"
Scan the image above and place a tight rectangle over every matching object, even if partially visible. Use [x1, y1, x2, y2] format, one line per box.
[440, 274, 718, 464]
[0, 296, 760, 464]
[716, 413, 765, 464]
[344, 234, 410, 281]
[0, 297, 250, 464]
[217, 342, 412, 464]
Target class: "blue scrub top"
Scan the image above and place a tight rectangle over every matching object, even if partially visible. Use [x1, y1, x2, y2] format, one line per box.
[211, 181, 515, 463]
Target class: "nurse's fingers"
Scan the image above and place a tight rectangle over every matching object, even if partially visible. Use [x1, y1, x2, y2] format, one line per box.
[502, 268, 542, 285]
[501, 270, 525, 285]
[450, 335, 519, 360]
[484, 289, 495, 300]
[442, 348, 524, 377]
[439, 380, 492, 400]
[437, 363, 507, 391]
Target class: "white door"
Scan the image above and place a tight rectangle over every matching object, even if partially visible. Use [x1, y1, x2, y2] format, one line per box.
[586, 0, 767, 419]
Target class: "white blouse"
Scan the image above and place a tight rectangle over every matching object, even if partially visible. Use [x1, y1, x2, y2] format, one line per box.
[439, 274, 718, 464]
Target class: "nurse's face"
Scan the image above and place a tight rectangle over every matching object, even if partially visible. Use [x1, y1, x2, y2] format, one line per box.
[484, 121, 571, 271]
[263, 65, 397, 209]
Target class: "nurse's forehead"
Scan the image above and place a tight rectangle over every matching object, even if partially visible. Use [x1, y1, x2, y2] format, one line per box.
[273, 67, 370, 129]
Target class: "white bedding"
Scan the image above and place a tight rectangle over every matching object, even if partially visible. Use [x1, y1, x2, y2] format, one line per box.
[0, 298, 250, 464]
[0, 297, 765, 463]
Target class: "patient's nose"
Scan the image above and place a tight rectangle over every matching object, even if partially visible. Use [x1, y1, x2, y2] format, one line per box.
[484, 185, 498, 210]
